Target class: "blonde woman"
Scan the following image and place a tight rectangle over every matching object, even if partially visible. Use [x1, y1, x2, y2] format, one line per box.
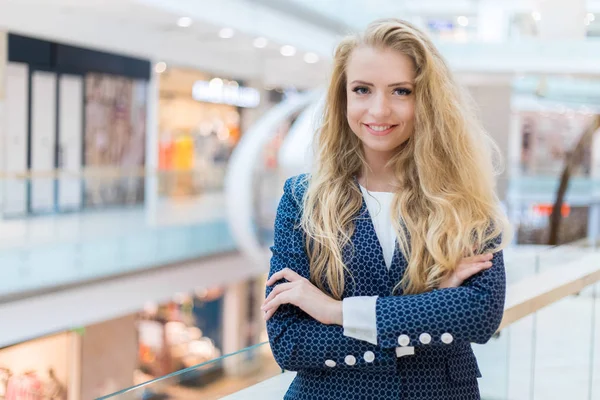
[262, 19, 511, 400]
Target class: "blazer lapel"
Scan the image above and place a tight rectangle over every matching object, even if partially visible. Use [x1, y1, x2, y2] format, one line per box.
[351, 189, 390, 296]
[351, 176, 408, 295]
[388, 243, 407, 295]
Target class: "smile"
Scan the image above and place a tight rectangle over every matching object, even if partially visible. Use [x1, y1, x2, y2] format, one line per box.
[363, 123, 397, 136]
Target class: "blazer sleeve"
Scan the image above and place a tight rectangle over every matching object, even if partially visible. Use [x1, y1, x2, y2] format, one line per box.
[376, 237, 506, 349]
[266, 177, 397, 373]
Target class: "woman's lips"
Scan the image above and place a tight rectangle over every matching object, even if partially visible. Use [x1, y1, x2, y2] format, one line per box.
[363, 123, 397, 136]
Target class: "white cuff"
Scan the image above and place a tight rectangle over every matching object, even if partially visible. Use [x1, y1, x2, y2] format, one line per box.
[342, 296, 379, 345]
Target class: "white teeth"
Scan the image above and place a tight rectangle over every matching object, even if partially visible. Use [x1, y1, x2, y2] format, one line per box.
[368, 125, 392, 132]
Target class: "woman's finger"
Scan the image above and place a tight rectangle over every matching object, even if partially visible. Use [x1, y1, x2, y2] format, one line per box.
[461, 253, 493, 264]
[266, 268, 303, 286]
[263, 282, 294, 307]
[263, 291, 293, 312]
[456, 262, 492, 281]
[456, 259, 492, 271]
[264, 307, 277, 321]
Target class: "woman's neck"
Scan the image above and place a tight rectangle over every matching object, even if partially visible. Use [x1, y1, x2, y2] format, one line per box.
[357, 150, 397, 192]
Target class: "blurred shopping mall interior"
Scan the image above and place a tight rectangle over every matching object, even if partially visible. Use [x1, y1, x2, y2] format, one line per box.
[0, 0, 600, 399]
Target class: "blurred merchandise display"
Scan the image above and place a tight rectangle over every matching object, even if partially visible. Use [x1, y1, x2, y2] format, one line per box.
[157, 67, 244, 198]
[0, 316, 140, 400]
[0, 334, 70, 400]
[510, 106, 598, 244]
[426, 18, 473, 41]
[133, 277, 269, 396]
[1, 33, 150, 217]
[515, 203, 589, 245]
[84, 73, 147, 208]
[519, 110, 593, 177]
[137, 287, 225, 381]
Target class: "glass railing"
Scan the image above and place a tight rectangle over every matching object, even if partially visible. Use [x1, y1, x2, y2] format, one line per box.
[0, 169, 236, 298]
[102, 242, 600, 399]
[2, 162, 599, 299]
[97, 342, 281, 400]
[476, 241, 600, 399]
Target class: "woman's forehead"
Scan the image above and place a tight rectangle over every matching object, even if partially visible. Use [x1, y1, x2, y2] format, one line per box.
[346, 47, 416, 84]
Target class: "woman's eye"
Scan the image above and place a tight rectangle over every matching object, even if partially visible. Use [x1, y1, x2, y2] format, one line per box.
[352, 86, 369, 95]
[393, 88, 412, 96]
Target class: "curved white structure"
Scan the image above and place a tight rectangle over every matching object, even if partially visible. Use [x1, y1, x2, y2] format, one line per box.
[278, 94, 325, 171]
[224, 91, 321, 267]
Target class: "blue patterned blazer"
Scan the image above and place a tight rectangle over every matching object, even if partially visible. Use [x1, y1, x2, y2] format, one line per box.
[266, 175, 505, 400]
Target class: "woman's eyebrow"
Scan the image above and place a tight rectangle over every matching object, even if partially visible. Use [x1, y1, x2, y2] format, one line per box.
[349, 80, 414, 87]
[387, 81, 414, 87]
[350, 80, 373, 86]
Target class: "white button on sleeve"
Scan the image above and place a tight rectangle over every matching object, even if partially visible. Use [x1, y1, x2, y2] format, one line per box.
[419, 333, 432, 344]
[441, 333, 454, 344]
[342, 296, 379, 345]
[325, 359, 336, 368]
[397, 334, 410, 347]
[344, 355, 357, 366]
[363, 351, 375, 363]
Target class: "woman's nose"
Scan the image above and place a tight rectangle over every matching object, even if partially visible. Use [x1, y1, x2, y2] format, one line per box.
[368, 95, 392, 118]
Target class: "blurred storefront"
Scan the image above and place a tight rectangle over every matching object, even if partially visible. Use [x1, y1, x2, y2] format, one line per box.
[1, 33, 150, 218]
[509, 100, 599, 244]
[84, 73, 148, 209]
[519, 110, 593, 177]
[0, 315, 138, 400]
[135, 277, 267, 383]
[0, 333, 72, 400]
[137, 287, 225, 380]
[0, 275, 269, 400]
[156, 66, 256, 198]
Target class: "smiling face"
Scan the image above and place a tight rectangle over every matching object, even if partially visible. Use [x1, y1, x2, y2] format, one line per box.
[346, 46, 416, 162]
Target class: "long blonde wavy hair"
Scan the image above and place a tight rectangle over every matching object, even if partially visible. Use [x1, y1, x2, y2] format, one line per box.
[300, 18, 512, 299]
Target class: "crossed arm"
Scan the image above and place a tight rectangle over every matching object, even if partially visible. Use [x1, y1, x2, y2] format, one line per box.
[264, 178, 505, 371]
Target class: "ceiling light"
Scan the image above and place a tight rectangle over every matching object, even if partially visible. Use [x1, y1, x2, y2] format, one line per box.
[209, 78, 223, 88]
[280, 45, 296, 57]
[457, 16, 468, 27]
[219, 28, 235, 39]
[155, 62, 167, 74]
[177, 17, 192, 28]
[253, 37, 268, 48]
[303, 52, 319, 64]
[532, 12, 541, 21]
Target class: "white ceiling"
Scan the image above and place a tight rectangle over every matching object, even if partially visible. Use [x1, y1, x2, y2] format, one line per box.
[2, 0, 600, 88]
[0, 0, 331, 88]
[278, 0, 522, 28]
[281, 0, 600, 29]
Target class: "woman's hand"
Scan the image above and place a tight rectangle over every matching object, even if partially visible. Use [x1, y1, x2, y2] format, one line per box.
[262, 268, 343, 325]
[439, 253, 494, 289]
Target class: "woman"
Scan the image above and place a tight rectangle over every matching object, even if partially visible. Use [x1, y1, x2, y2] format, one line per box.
[261, 18, 511, 400]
